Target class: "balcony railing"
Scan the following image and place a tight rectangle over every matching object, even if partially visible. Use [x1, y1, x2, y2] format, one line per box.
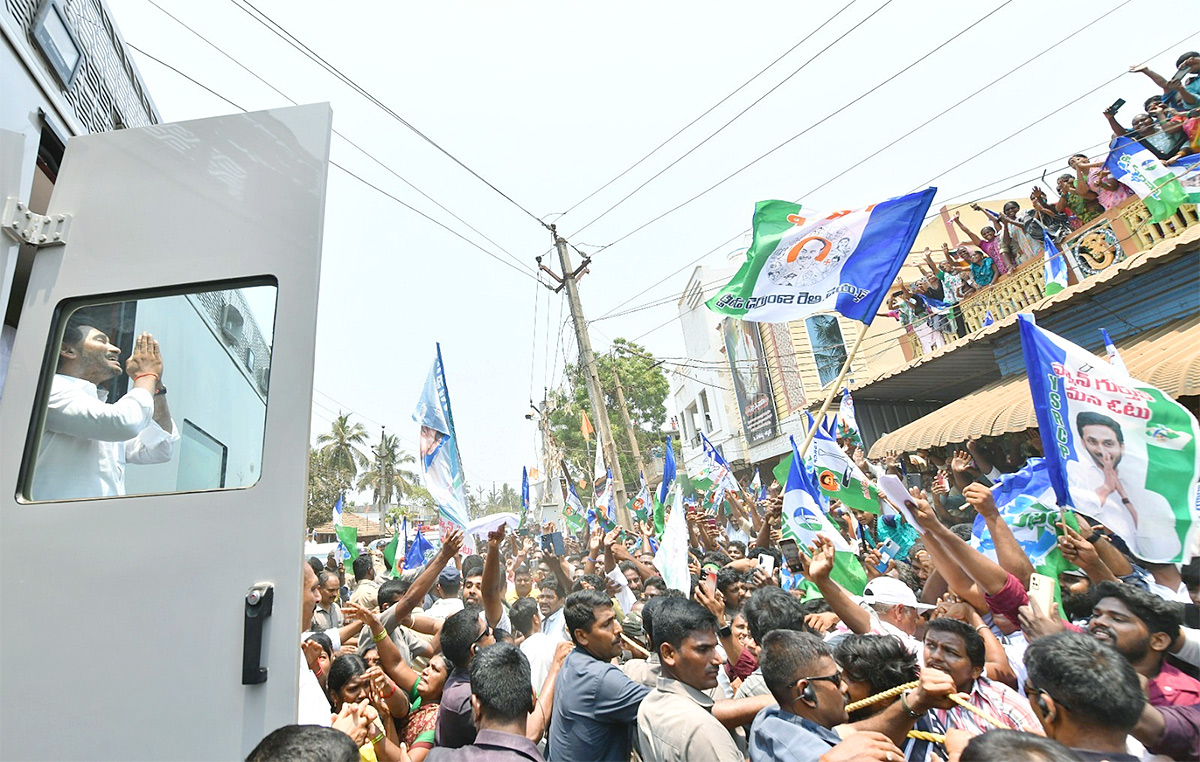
[894, 196, 1197, 359]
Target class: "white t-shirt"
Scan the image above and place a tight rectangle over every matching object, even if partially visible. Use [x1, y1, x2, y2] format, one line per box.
[521, 631, 556, 691]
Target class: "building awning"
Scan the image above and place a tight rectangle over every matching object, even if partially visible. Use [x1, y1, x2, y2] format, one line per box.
[867, 314, 1200, 458]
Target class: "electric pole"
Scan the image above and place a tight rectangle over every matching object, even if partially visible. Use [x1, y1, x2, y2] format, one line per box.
[537, 228, 631, 528]
[610, 357, 647, 481]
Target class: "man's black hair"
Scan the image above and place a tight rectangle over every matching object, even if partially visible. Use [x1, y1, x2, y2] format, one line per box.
[469, 643, 534, 722]
[61, 318, 97, 350]
[760, 630, 832, 706]
[246, 725, 358, 762]
[1177, 51, 1199, 68]
[539, 577, 563, 599]
[746, 546, 783, 567]
[652, 599, 716, 652]
[745, 586, 813, 644]
[925, 618, 985, 668]
[462, 555, 485, 579]
[728, 540, 747, 556]
[643, 575, 666, 592]
[618, 560, 638, 576]
[441, 605, 486, 672]
[573, 573, 608, 594]
[564, 589, 612, 644]
[799, 598, 832, 616]
[640, 594, 669, 647]
[327, 654, 367, 703]
[514, 562, 531, 576]
[304, 631, 333, 657]
[1092, 580, 1182, 643]
[835, 634, 919, 696]
[1145, 94, 1164, 112]
[352, 554, 372, 581]
[509, 597, 539, 637]
[702, 550, 732, 568]
[377, 578, 405, 610]
[950, 523, 974, 542]
[1075, 411, 1123, 443]
[307, 557, 325, 577]
[958, 729, 1081, 762]
[893, 562, 921, 594]
[716, 567, 744, 597]
[1024, 631, 1145, 730]
[317, 571, 338, 589]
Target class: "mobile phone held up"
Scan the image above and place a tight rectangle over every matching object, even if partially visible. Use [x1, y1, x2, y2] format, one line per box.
[1028, 572, 1057, 618]
[1105, 97, 1126, 116]
[541, 531, 566, 557]
[875, 539, 901, 573]
[779, 538, 804, 573]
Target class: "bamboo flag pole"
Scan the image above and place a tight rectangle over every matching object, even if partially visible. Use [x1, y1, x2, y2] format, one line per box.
[797, 326, 868, 460]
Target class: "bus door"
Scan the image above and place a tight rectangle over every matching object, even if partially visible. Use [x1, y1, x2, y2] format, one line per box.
[0, 103, 332, 760]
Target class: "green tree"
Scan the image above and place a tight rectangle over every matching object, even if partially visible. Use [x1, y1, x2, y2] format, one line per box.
[547, 337, 670, 492]
[358, 430, 420, 512]
[316, 412, 369, 492]
[306, 447, 343, 530]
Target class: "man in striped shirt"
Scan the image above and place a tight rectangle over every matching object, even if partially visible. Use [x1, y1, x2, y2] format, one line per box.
[921, 618, 1042, 736]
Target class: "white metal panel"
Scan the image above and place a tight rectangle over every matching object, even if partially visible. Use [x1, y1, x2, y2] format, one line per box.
[0, 103, 331, 760]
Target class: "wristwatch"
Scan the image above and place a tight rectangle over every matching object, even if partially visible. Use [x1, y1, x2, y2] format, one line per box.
[717, 623, 733, 639]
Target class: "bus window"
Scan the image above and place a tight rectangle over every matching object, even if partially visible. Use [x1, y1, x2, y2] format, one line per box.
[20, 282, 276, 502]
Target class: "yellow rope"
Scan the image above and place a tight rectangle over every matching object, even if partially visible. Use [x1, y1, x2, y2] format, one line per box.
[948, 693, 1008, 730]
[907, 730, 946, 744]
[844, 681, 920, 713]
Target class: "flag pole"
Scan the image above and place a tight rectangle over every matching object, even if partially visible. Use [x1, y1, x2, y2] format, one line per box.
[798, 326, 868, 460]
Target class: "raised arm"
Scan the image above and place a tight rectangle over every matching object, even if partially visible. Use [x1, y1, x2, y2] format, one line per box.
[1104, 109, 1129, 138]
[378, 530, 464, 633]
[805, 535, 872, 634]
[952, 211, 984, 247]
[962, 483, 1035, 587]
[482, 525, 507, 628]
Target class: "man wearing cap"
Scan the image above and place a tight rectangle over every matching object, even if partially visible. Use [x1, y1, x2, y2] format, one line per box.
[807, 536, 933, 660]
[427, 566, 466, 619]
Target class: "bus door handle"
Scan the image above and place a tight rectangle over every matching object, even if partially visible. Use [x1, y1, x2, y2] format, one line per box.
[243, 582, 274, 685]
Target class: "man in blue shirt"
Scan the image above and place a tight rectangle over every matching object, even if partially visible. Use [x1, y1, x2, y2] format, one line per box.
[548, 589, 650, 761]
[749, 630, 949, 762]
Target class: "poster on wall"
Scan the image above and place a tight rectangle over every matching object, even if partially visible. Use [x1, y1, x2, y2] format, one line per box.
[722, 318, 778, 445]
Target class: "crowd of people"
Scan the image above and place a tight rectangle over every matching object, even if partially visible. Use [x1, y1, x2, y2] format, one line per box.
[883, 50, 1200, 355]
[246, 417, 1199, 762]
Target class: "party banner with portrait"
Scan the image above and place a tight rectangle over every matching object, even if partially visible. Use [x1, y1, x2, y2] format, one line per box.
[1020, 316, 1199, 563]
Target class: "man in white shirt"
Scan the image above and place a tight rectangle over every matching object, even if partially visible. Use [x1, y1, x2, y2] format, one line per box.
[31, 325, 179, 500]
[1066, 411, 1179, 560]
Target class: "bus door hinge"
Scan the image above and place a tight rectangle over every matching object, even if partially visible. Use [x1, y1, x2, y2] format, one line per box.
[2, 197, 71, 247]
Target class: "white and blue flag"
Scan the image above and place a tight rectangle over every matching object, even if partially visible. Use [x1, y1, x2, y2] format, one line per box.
[1043, 231, 1067, 296]
[707, 188, 936, 323]
[413, 344, 471, 543]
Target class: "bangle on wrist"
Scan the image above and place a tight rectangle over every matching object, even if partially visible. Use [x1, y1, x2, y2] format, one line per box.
[900, 690, 926, 719]
[371, 732, 385, 745]
[134, 373, 159, 382]
[381, 684, 396, 699]
[372, 628, 387, 643]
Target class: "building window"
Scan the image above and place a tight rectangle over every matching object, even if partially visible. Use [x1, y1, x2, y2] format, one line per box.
[698, 390, 713, 433]
[805, 316, 847, 388]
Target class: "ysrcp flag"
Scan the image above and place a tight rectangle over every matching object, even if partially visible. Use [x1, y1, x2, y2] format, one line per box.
[805, 413, 881, 513]
[1104, 136, 1200, 223]
[707, 188, 935, 324]
[837, 388, 862, 446]
[1020, 315, 1199, 563]
[414, 344, 471, 542]
[783, 436, 867, 594]
[970, 458, 1079, 580]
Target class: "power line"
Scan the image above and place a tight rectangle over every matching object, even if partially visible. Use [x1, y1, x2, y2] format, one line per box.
[909, 30, 1200, 192]
[555, 1, 860, 223]
[140, 0, 534, 276]
[127, 43, 540, 283]
[562, 0, 872, 239]
[229, 0, 551, 232]
[591, 0, 1016, 253]
[789, 0, 1135, 211]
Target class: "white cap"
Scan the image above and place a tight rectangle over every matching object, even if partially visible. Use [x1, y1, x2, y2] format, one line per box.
[862, 576, 935, 611]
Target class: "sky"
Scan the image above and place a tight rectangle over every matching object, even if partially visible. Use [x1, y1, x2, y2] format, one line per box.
[106, 0, 1198, 490]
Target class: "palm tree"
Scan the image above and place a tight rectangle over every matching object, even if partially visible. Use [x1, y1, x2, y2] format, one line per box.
[316, 412, 369, 490]
[358, 431, 421, 511]
[499, 483, 520, 511]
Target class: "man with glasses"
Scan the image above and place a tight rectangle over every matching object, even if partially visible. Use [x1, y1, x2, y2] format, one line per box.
[436, 605, 497, 749]
[749, 630, 955, 762]
[1023, 631, 1145, 762]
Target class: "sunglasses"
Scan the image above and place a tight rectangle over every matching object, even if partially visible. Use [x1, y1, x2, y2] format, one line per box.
[472, 625, 493, 645]
[794, 669, 843, 692]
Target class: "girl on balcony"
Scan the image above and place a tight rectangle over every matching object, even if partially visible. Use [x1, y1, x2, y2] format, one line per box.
[1068, 154, 1133, 211]
[953, 210, 1012, 275]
